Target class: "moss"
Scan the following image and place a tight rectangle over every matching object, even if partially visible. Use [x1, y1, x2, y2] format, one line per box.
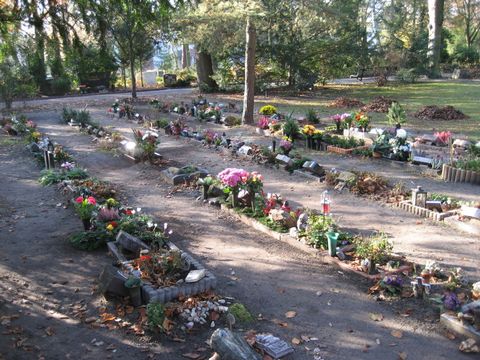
[229, 303, 254, 323]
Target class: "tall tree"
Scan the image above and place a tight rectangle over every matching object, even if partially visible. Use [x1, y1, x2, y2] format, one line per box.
[242, 16, 256, 125]
[427, 0, 445, 76]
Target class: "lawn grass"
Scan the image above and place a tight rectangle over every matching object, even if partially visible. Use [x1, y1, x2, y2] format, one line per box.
[250, 81, 480, 139]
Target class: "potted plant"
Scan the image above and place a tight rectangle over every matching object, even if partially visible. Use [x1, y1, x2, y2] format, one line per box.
[198, 176, 214, 200]
[74, 196, 97, 230]
[386, 102, 406, 131]
[282, 114, 299, 142]
[257, 116, 270, 135]
[279, 138, 293, 155]
[217, 168, 249, 208]
[124, 276, 142, 307]
[331, 114, 343, 134]
[354, 111, 370, 132]
[302, 125, 316, 149]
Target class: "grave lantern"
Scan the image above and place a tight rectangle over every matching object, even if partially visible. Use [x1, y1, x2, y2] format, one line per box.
[321, 190, 331, 216]
[44, 140, 55, 169]
[411, 186, 427, 208]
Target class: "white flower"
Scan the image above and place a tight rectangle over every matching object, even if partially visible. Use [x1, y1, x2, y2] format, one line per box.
[396, 129, 407, 139]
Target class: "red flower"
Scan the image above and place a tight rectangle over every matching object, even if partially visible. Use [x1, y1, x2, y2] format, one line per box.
[87, 196, 96, 205]
[139, 255, 151, 262]
[125, 209, 133, 216]
[75, 196, 84, 203]
[109, 221, 118, 228]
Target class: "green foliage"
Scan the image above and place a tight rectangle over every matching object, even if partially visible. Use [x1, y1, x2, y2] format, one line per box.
[68, 231, 109, 251]
[50, 77, 71, 95]
[386, 102, 406, 126]
[396, 68, 418, 84]
[305, 213, 336, 249]
[146, 302, 165, 330]
[39, 168, 88, 186]
[452, 45, 480, 65]
[153, 119, 169, 129]
[354, 233, 393, 265]
[322, 135, 365, 149]
[228, 303, 254, 323]
[282, 115, 299, 140]
[455, 158, 480, 172]
[259, 105, 277, 115]
[306, 109, 319, 124]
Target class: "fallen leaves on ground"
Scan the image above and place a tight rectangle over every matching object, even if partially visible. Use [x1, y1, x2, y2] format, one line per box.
[292, 337, 302, 345]
[391, 330, 403, 339]
[398, 351, 408, 359]
[44, 327, 55, 336]
[369, 313, 384, 321]
[272, 319, 288, 327]
[285, 311, 297, 319]
[100, 313, 116, 323]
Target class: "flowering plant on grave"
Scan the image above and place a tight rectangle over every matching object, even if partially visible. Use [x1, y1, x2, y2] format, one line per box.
[434, 131, 452, 145]
[354, 112, 369, 131]
[279, 138, 293, 154]
[26, 120, 37, 129]
[105, 221, 118, 232]
[245, 171, 264, 194]
[269, 120, 281, 133]
[132, 128, 159, 159]
[302, 124, 316, 136]
[74, 196, 97, 221]
[331, 114, 342, 124]
[203, 129, 219, 145]
[218, 168, 249, 189]
[257, 116, 270, 130]
[60, 162, 75, 171]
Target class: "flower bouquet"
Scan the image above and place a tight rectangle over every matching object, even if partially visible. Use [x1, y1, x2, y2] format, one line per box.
[74, 196, 97, 230]
[218, 168, 249, 208]
[354, 112, 369, 132]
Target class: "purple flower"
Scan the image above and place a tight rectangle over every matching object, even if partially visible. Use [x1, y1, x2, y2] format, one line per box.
[443, 292, 460, 311]
[383, 275, 403, 287]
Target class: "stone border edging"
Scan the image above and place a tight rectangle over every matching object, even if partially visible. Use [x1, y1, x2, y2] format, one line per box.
[441, 164, 480, 185]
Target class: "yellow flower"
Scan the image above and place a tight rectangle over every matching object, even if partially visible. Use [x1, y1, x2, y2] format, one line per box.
[106, 224, 114, 231]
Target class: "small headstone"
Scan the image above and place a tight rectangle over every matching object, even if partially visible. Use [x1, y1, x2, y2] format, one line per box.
[255, 334, 294, 358]
[289, 227, 299, 238]
[275, 154, 293, 166]
[452, 69, 461, 79]
[337, 171, 356, 183]
[302, 161, 325, 176]
[238, 145, 253, 156]
[297, 213, 308, 231]
[98, 265, 129, 297]
[116, 231, 150, 254]
[185, 269, 206, 283]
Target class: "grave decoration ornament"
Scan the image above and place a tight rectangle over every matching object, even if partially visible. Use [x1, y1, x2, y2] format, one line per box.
[411, 186, 427, 208]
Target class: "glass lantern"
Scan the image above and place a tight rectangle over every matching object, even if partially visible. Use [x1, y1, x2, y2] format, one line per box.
[321, 190, 331, 216]
[411, 186, 427, 208]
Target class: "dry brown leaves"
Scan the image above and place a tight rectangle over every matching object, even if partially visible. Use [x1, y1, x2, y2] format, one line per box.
[414, 105, 468, 121]
[361, 96, 395, 113]
[328, 97, 365, 108]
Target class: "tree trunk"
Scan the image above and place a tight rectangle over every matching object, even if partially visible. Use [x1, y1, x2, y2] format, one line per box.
[195, 48, 218, 92]
[129, 37, 137, 98]
[181, 44, 189, 68]
[242, 17, 256, 125]
[427, 0, 445, 78]
[122, 67, 127, 89]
